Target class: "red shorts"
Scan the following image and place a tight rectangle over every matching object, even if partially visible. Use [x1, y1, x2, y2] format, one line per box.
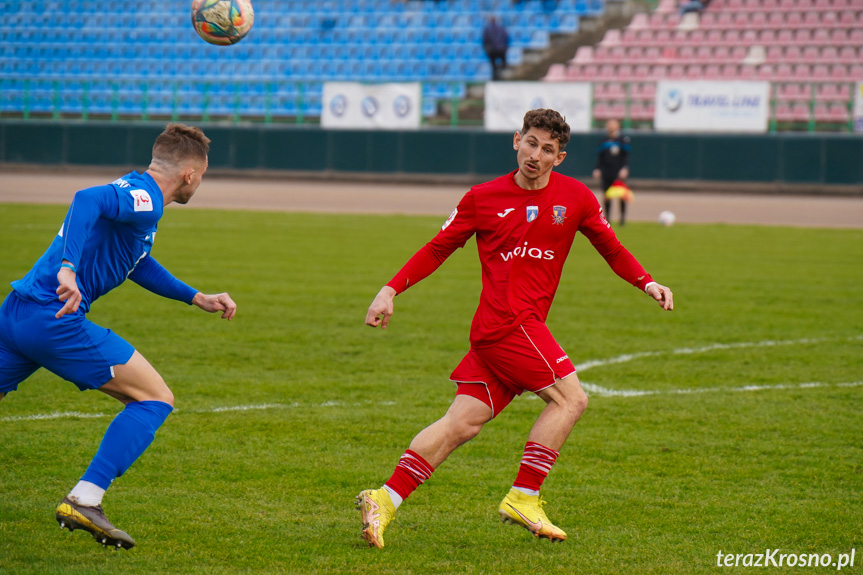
[450, 319, 576, 418]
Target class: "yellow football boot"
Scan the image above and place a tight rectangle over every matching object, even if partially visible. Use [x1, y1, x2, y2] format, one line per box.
[55, 497, 136, 549]
[356, 488, 397, 549]
[498, 488, 567, 542]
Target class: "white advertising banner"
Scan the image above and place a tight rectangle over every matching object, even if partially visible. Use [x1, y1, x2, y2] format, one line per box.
[654, 81, 770, 133]
[322, 82, 421, 130]
[484, 82, 592, 133]
[854, 81, 863, 133]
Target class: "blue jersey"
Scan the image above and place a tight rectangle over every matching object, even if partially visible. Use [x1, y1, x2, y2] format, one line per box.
[11, 171, 196, 314]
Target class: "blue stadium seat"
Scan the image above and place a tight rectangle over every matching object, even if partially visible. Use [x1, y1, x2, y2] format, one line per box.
[1, 0, 599, 118]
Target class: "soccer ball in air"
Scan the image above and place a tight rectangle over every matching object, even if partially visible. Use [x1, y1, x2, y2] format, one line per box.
[191, 0, 254, 46]
[658, 210, 677, 226]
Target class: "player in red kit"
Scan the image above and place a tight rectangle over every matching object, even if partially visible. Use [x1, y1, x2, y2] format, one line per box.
[358, 109, 673, 548]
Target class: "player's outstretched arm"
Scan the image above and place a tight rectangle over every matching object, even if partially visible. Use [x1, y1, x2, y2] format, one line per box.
[366, 286, 397, 329]
[645, 282, 674, 311]
[192, 292, 237, 320]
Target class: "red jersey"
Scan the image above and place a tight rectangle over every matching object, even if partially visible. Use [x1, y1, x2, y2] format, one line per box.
[387, 170, 653, 347]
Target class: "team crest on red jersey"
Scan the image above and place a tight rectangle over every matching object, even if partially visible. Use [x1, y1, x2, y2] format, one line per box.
[552, 205, 567, 225]
[526, 205, 539, 222]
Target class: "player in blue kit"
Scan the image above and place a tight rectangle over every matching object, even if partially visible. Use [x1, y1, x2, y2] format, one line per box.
[0, 124, 237, 549]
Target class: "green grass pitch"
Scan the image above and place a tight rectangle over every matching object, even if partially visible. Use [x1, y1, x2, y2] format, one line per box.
[0, 203, 861, 574]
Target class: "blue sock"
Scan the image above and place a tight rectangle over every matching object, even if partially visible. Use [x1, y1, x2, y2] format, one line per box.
[81, 400, 173, 490]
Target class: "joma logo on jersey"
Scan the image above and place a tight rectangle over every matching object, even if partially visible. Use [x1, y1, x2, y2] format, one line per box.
[130, 190, 153, 212]
[500, 242, 555, 261]
[112, 178, 131, 188]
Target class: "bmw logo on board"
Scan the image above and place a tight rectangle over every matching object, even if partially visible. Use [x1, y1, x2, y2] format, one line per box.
[393, 95, 411, 118]
[330, 94, 348, 117]
[663, 89, 683, 113]
[361, 96, 379, 118]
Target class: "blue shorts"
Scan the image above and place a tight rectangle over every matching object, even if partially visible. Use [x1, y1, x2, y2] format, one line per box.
[0, 291, 135, 394]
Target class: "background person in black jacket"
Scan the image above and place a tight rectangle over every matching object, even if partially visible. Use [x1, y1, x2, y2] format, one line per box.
[592, 119, 631, 226]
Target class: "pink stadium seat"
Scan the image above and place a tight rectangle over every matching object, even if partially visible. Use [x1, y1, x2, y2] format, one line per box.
[695, 45, 713, 61]
[730, 45, 748, 60]
[838, 46, 858, 62]
[776, 83, 808, 101]
[793, 64, 813, 80]
[850, 64, 863, 77]
[821, 10, 839, 24]
[784, 45, 803, 61]
[803, 11, 820, 25]
[775, 63, 793, 80]
[812, 28, 830, 44]
[629, 82, 653, 98]
[829, 63, 849, 79]
[598, 64, 617, 79]
[601, 29, 621, 45]
[821, 46, 839, 61]
[645, 46, 662, 60]
[544, 64, 567, 80]
[629, 101, 655, 121]
[704, 63, 721, 77]
[630, 13, 648, 28]
[633, 64, 652, 79]
[707, 29, 724, 44]
[848, 29, 863, 43]
[700, 13, 718, 27]
[766, 46, 783, 60]
[829, 29, 847, 44]
[814, 102, 850, 122]
[761, 0, 779, 9]
[776, 29, 794, 43]
[786, 11, 802, 25]
[713, 45, 731, 60]
[739, 65, 758, 78]
[721, 64, 740, 78]
[617, 63, 635, 77]
[573, 46, 594, 63]
[733, 12, 750, 26]
[812, 64, 829, 79]
[741, 29, 759, 44]
[760, 29, 778, 43]
[724, 30, 742, 45]
[794, 29, 811, 44]
[839, 10, 857, 25]
[684, 64, 703, 78]
[817, 83, 850, 101]
[744, 0, 763, 10]
[801, 46, 819, 62]
[750, 11, 768, 25]
[668, 63, 686, 78]
[678, 46, 696, 61]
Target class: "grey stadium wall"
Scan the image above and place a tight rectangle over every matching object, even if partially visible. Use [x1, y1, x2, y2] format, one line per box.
[1, 121, 861, 190]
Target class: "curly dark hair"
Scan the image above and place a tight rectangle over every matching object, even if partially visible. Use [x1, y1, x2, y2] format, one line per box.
[521, 109, 571, 151]
[152, 123, 210, 165]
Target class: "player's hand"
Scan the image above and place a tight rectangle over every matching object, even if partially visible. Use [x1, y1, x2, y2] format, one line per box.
[192, 292, 237, 320]
[55, 266, 82, 319]
[646, 283, 674, 311]
[592, 169, 601, 181]
[619, 167, 629, 180]
[366, 286, 397, 329]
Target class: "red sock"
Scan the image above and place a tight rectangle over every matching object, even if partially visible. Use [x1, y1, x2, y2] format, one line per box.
[513, 442, 559, 492]
[384, 449, 435, 501]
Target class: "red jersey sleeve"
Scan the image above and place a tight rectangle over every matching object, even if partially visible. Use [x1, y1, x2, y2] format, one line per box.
[578, 192, 653, 291]
[387, 191, 477, 294]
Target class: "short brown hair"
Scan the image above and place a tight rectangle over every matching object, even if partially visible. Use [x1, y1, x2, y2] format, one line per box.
[521, 109, 571, 151]
[152, 123, 210, 166]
